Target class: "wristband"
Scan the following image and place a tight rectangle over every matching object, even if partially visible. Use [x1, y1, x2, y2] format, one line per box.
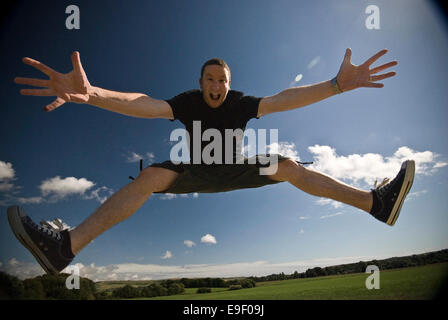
[331, 77, 343, 94]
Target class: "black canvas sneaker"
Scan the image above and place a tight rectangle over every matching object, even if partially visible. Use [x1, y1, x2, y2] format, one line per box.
[370, 160, 415, 226]
[7, 206, 75, 275]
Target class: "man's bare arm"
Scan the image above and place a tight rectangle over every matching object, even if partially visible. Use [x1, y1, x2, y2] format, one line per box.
[258, 48, 397, 117]
[14, 51, 173, 119]
[87, 87, 173, 119]
[258, 80, 335, 117]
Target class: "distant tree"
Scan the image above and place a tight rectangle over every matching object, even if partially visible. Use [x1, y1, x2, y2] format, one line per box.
[357, 262, 368, 273]
[197, 287, 211, 294]
[305, 268, 317, 278]
[35, 273, 96, 300]
[23, 278, 45, 299]
[112, 285, 141, 299]
[140, 283, 170, 298]
[0, 271, 24, 300]
[141, 283, 167, 297]
[167, 282, 185, 295]
[210, 278, 226, 287]
[228, 285, 242, 291]
[312, 267, 326, 277]
[240, 279, 256, 288]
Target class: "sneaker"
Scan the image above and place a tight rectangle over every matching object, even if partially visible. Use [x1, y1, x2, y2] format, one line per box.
[6, 206, 74, 275]
[370, 160, 415, 226]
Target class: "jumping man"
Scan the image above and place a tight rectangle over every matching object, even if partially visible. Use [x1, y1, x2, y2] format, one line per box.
[8, 48, 415, 275]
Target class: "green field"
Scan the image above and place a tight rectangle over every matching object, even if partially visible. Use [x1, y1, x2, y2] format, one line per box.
[127, 263, 448, 300]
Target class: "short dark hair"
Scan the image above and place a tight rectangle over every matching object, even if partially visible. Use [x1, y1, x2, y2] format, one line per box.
[200, 58, 231, 79]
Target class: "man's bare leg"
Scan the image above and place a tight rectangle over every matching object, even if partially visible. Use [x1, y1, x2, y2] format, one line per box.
[269, 159, 372, 213]
[69, 167, 179, 255]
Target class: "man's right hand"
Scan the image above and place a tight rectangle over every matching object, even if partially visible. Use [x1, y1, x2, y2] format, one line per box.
[14, 51, 91, 112]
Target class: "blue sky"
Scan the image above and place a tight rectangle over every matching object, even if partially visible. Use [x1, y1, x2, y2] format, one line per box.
[1, 0, 448, 281]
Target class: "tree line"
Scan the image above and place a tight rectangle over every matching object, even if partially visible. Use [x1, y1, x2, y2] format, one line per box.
[1, 248, 446, 299]
[111, 279, 185, 299]
[0, 272, 256, 300]
[0, 272, 97, 300]
[110, 278, 256, 299]
[248, 248, 448, 282]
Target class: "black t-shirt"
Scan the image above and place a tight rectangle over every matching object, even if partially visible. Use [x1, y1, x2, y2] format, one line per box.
[165, 89, 261, 164]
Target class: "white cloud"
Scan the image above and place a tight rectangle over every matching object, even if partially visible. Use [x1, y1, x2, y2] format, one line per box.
[39, 176, 95, 199]
[0, 161, 111, 205]
[184, 240, 196, 248]
[294, 74, 303, 82]
[434, 162, 448, 169]
[90, 256, 374, 280]
[289, 56, 321, 87]
[146, 152, 155, 164]
[0, 161, 15, 180]
[2, 175, 110, 205]
[126, 151, 156, 164]
[0, 258, 45, 280]
[3, 247, 444, 281]
[83, 186, 114, 204]
[308, 145, 446, 187]
[162, 251, 173, 260]
[158, 193, 199, 200]
[0, 181, 15, 192]
[160, 193, 177, 200]
[307, 56, 321, 69]
[268, 142, 301, 161]
[316, 198, 344, 209]
[3, 183, 111, 206]
[320, 212, 344, 219]
[201, 234, 217, 245]
[290, 75, 304, 87]
[0, 161, 16, 193]
[407, 190, 428, 200]
[126, 152, 143, 163]
[16, 196, 45, 204]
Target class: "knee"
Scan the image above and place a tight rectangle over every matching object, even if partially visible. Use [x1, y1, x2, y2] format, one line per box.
[270, 158, 303, 182]
[135, 167, 178, 193]
[136, 166, 158, 180]
[281, 159, 300, 169]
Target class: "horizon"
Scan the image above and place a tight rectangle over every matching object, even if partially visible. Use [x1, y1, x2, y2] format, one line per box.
[91, 247, 448, 283]
[3, 245, 446, 282]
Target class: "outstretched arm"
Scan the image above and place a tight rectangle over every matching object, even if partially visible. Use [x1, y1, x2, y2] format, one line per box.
[14, 51, 173, 119]
[258, 48, 397, 117]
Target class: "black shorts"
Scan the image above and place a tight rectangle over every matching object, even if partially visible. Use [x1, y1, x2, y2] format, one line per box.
[149, 154, 291, 194]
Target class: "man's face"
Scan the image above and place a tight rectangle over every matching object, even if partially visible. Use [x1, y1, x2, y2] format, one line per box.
[199, 65, 231, 108]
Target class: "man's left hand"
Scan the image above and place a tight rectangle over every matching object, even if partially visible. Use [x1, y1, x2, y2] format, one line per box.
[336, 48, 397, 92]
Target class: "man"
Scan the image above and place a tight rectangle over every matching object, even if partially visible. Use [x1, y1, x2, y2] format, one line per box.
[8, 48, 415, 275]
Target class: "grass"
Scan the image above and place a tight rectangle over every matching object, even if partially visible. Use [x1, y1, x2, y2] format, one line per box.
[132, 263, 448, 300]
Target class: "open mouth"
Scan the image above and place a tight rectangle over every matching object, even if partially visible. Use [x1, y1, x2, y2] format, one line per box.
[209, 93, 221, 101]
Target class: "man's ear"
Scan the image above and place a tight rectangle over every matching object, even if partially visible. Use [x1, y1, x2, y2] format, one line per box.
[199, 78, 203, 90]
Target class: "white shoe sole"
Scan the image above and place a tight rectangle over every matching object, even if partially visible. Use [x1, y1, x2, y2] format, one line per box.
[7, 206, 58, 274]
[386, 160, 415, 226]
